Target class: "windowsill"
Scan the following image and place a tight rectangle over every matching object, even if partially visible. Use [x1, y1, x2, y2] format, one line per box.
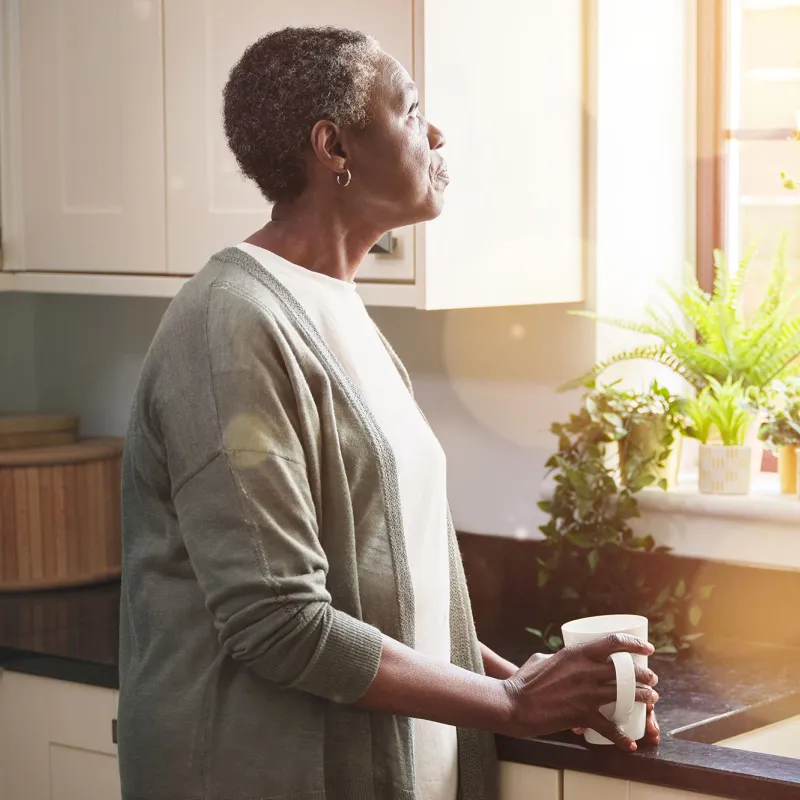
[540, 472, 800, 571]
[637, 473, 800, 525]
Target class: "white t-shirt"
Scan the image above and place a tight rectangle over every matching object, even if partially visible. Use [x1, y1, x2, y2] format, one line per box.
[237, 243, 458, 800]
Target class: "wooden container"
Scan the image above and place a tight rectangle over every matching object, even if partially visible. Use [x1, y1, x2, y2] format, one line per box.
[0, 414, 79, 451]
[0, 438, 123, 592]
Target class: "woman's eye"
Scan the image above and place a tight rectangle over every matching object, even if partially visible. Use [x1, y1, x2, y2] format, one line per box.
[409, 101, 419, 116]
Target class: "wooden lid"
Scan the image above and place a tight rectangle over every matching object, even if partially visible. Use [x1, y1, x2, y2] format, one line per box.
[0, 437, 124, 467]
[0, 413, 79, 435]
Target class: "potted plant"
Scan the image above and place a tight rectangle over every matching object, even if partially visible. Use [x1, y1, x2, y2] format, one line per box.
[758, 379, 800, 495]
[532, 386, 710, 655]
[589, 381, 685, 488]
[563, 242, 800, 392]
[683, 378, 754, 495]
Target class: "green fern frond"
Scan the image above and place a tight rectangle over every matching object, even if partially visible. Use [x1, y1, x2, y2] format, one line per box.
[559, 345, 707, 392]
[712, 249, 728, 302]
[659, 281, 719, 346]
[727, 242, 757, 316]
[753, 235, 789, 322]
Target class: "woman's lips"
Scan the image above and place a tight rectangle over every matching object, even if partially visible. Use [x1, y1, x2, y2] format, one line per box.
[433, 165, 450, 185]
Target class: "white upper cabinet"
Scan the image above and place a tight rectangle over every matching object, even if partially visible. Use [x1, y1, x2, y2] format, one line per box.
[163, 0, 417, 284]
[418, 0, 584, 309]
[7, 0, 166, 274]
[1, 0, 584, 307]
[162, 0, 585, 308]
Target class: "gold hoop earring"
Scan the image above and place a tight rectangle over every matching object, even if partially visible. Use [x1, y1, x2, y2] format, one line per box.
[336, 169, 352, 187]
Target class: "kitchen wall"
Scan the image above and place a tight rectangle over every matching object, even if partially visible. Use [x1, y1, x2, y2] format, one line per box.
[12, 292, 594, 536]
[0, 293, 36, 410]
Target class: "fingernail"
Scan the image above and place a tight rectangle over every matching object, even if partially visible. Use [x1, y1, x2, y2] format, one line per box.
[629, 741, 638, 752]
[650, 671, 659, 685]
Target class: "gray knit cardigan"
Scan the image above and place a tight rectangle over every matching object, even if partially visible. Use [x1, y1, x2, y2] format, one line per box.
[118, 247, 498, 800]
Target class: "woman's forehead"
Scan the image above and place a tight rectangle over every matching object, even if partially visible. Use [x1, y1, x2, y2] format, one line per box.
[375, 52, 416, 100]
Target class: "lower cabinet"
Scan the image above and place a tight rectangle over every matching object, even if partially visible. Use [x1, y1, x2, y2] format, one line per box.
[500, 762, 562, 800]
[0, 670, 121, 800]
[563, 771, 728, 800]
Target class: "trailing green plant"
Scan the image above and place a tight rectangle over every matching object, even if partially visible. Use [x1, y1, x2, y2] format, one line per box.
[563, 240, 800, 392]
[681, 377, 753, 447]
[529, 382, 711, 655]
[592, 381, 686, 487]
[758, 378, 800, 449]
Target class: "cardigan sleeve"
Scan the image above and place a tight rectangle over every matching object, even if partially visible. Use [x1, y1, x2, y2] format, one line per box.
[169, 285, 383, 704]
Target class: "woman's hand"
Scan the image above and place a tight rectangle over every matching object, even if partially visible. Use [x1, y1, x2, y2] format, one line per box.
[501, 634, 659, 752]
[572, 705, 660, 747]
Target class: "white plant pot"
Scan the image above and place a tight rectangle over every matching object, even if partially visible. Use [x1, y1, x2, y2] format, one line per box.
[698, 445, 753, 495]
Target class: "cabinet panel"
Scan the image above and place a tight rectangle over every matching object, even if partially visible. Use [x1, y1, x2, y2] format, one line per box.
[420, 0, 584, 308]
[164, 0, 415, 280]
[629, 783, 724, 800]
[16, 0, 166, 273]
[50, 744, 122, 800]
[499, 761, 561, 800]
[0, 671, 120, 800]
[563, 770, 628, 800]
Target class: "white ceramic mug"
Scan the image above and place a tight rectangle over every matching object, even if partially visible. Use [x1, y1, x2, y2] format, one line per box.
[561, 614, 649, 745]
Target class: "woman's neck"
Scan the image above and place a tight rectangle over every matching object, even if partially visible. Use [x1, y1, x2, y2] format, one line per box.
[245, 196, 383, 283]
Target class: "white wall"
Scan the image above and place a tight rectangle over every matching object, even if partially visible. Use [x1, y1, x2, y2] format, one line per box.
[0, 0, 693, 537]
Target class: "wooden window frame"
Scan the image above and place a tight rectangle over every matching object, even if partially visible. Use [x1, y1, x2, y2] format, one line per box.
[696, 0, 729, 295]
[695, 0, 790, 472]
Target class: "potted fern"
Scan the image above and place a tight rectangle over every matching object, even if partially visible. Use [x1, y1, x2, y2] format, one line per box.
[758, 379, 800, 495]
[565, 243, 800, 392]
[683, 378, 754, 495]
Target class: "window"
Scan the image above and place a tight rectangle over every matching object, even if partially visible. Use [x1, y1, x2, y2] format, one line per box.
[698, 0, 800, 310]
[697, 1, 800, 472]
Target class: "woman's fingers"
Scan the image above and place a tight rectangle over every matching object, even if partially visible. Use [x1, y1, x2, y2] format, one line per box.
[589, 714, 637, 752]
[643, 704, 660, 746]
[635, 665, 658, 686]
[584, 634, 654, 662]
[596, 661, 659, 687]
[596, 686, 660, 705]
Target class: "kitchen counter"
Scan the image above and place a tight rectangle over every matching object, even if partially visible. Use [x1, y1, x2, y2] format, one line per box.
[1, 580, 799, 799]
[493, 634, 800, 799]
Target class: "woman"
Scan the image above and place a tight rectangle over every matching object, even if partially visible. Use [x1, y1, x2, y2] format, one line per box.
[118, 26, 659, 800]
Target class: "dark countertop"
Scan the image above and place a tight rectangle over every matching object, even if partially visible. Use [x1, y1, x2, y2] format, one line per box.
[494, 635, 800, 799]
[1, 580, 799, 799]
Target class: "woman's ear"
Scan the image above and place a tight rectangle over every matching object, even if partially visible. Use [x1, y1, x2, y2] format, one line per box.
[310, 120, 347, 174]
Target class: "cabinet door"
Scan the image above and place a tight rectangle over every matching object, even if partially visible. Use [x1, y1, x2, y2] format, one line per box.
[0, 671, 120, 800]
[14, 0, 166, 273]
[163, 0, 415, 281]
[629, 783, 725, 800]
[499, 761, 562, 800]
[419, 0, 584, 309]
[563, 771, 627, 800]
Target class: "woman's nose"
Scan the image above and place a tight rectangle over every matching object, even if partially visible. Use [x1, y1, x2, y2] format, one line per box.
[428, 121, 446, 150]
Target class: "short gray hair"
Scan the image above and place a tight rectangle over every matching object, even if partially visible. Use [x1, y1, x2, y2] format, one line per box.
[223, 27, 381, 203]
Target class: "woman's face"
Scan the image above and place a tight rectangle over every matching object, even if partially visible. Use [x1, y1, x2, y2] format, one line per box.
[343, 53, 448, 229]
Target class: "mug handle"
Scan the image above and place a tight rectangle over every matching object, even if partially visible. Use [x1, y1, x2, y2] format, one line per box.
[608, 651, 636, 723]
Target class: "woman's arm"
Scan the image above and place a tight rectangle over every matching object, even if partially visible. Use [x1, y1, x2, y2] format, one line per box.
[355, 634, 659, 751]
[479, 641, 519, 679]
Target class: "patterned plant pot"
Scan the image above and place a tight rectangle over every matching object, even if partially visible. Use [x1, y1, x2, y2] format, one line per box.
[698, 445, 752, 495]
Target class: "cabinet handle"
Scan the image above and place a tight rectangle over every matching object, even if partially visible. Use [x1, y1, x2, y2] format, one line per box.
[112, 718, 117, 744]
[369, 233, 394, 255]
